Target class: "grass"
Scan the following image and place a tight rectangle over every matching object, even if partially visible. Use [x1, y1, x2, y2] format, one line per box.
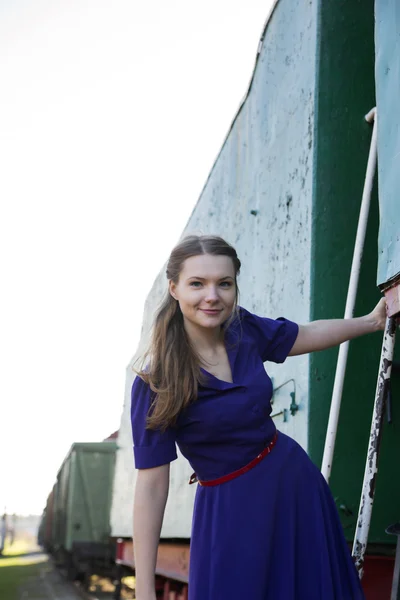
[0, 536, 136, 599]
[0, 536, 47, 600]
[0, 562, 45, 600]
[1, 538, 39, 557]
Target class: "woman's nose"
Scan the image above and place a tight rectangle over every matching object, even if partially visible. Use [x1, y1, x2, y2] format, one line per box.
[205, 286, 219, 301]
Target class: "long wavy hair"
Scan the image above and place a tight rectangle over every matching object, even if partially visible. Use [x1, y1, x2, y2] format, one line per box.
[137, 235, 241, 431]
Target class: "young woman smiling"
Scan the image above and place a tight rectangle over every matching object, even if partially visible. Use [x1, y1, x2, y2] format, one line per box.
[131, 234, 386, 600]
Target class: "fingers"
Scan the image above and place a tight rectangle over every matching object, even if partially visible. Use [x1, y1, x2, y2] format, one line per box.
[378, 297, 388, 315]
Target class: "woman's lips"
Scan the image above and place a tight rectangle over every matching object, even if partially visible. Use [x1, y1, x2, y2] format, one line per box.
[201, 309, 222, 315]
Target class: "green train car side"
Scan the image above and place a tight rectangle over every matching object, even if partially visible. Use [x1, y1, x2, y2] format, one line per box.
[39, 441, 117, 582]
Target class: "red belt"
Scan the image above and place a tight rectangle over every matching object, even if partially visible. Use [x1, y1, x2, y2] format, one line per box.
[188, 430, 278, 487]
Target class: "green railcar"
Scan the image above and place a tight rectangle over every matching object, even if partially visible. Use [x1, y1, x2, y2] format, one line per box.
[37, 485, 55, 550]
[51, 441, 117, 580]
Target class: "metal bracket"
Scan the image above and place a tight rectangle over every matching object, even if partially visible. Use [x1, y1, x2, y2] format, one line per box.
[271, 378, 299, 420]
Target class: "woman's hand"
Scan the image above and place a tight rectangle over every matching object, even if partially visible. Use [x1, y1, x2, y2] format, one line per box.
[368, 297, 388, 331]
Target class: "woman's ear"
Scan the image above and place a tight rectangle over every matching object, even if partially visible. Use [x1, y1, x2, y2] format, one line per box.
[169, 280, 177, 300]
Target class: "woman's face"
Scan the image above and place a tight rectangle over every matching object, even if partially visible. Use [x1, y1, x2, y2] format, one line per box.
[169, 254, 236, 331]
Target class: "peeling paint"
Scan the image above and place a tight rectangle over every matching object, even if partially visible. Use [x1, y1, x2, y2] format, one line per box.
[352, 317, 397, 577]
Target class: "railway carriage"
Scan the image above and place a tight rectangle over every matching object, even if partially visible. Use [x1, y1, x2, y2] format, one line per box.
[111, 0, 400, 598]
[39, 0, 400, 597]
[39, 442, 117, 585]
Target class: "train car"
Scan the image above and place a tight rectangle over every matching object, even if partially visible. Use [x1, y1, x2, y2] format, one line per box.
[38, 485, 55, 551]
[42, 441, 117, 584]
[110, 0, 400, 598]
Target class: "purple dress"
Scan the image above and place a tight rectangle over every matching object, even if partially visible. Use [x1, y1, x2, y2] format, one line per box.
[131, 307, 365, 600]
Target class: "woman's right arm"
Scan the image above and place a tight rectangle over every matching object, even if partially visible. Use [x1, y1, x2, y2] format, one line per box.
[133, 462, 170, 600]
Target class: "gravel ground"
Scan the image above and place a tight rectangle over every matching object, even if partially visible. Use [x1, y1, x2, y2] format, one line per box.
[18, 561, 93, 600]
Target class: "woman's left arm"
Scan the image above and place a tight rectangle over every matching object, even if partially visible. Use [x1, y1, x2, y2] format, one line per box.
[289, 298, 388, 356]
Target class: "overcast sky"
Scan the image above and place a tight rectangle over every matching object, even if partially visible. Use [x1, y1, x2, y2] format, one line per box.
[0, 0, 274, 515]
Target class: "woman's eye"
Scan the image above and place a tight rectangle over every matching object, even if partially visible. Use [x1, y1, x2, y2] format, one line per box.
[189, 281, 232, 288]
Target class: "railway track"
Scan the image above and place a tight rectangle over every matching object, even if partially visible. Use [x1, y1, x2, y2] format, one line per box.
[72, 573, 135, 600]
[73, 580, 112, 600]
[72, 577, 128, 600]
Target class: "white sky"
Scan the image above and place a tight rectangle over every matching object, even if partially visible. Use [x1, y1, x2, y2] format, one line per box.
[0, 0, 274, 515]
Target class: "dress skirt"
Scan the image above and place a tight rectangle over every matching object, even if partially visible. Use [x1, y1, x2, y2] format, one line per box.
[189, 431, 365, 600]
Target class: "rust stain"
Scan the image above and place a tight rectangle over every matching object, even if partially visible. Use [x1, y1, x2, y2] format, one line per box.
[352, 317, 397, 573]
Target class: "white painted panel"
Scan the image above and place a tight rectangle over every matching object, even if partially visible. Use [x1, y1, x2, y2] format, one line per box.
[111, 0, 317, 538]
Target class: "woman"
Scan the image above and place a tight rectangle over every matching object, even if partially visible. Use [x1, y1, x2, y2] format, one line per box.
[131, 234, 386, 600]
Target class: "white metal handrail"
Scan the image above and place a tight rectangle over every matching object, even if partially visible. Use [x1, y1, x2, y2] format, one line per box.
[352, 317, 397, 578]
[321, 107, 378, 482]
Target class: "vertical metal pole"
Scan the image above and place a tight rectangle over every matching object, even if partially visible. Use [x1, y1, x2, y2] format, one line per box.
[352, 317, 397, 577]
[321, 107, 378, 482]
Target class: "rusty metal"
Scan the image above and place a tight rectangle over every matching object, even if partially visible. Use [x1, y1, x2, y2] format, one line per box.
[117, 539, 190, 583]
[115, 538, 124, 564]
[384, 280, 400, 318]
[352, 317, 397, 577]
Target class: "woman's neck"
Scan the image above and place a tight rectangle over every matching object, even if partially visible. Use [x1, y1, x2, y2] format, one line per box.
[183, 318, 224, 354]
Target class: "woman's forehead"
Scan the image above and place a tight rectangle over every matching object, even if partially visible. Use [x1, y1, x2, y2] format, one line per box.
[180, 254, 235, 278]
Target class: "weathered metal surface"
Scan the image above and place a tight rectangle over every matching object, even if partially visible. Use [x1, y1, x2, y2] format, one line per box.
[384, 280, 400, 319]
[307, 0, 400, 547]
[375, 0, 400, 288]
[111, 0, 316, 539]
[361, 554, 396, 599]
[352, 317, 397, 577]
[52, 442, 116, 551]
[75, 451, 98, 540]
[309, 0, 378, 471]
[118, 539, 190, 583]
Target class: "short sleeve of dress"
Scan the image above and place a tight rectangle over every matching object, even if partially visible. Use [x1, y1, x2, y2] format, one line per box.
[240, 307, 299, 363]
[130, 375, 178, 469]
